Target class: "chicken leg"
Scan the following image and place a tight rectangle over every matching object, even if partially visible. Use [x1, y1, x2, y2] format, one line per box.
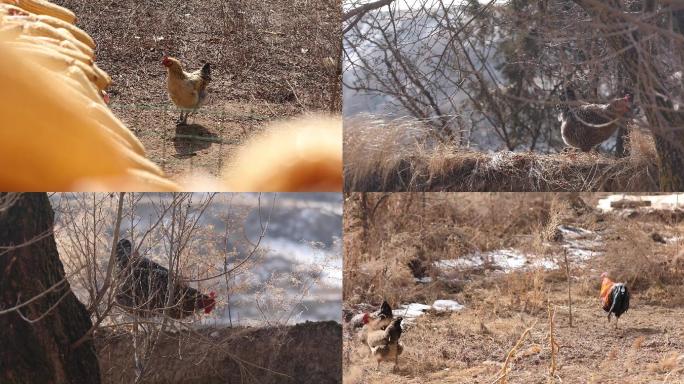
[177, 111, 188, 126]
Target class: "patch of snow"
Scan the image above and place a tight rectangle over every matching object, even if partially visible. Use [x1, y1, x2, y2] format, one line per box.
[415, 276, 433, 283]
[434, 225, 603, 275]
[558, 225, 594, 239]
[435, 249, 535, 273]
[532, 259, 559, 269]
[432, 300, 464, 312]
[393, 303, 432, 320]
[389, 300, 465, 327]
[435, 257, 483, 269]
[598, 194, 684, 212]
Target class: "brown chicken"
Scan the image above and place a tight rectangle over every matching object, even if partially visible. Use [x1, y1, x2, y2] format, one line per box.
[366, 316, 404, 371]
[162, 56, 211, 125]
[358, 300, 393, 345]
[559, 90, 634, 152]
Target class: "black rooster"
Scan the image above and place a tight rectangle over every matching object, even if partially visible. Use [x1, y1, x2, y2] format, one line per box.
[115, 239, 216, 319]
[600, 272, 630, 329]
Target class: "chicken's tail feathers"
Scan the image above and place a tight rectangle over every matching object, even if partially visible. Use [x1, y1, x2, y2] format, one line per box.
[201, 63, 211, 82]
[380, 300, 393, 317]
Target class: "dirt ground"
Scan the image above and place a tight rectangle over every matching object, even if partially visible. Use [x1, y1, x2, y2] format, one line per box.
[55, 0, 341, 180]
[97, 321, 342, 384]
[343, 193, 684, 383]
[344, 290, 684, 384]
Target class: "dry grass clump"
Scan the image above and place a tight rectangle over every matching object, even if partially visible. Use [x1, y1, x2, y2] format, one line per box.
[343, 193, 559, 303]
[600, 225, 678, 291]
[648, 352, 684, 374]
[344, 117, 659, 192]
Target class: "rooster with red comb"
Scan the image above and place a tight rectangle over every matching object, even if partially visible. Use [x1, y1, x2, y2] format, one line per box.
[599, 272, 630, 329]
[115, 238, 216, 319]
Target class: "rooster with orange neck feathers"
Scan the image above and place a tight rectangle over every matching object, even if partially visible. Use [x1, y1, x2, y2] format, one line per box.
[162, 56, 211, 125]
[599, 272, 630, 329]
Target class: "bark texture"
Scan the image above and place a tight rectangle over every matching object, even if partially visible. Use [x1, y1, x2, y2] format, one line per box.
[572, 0, 684, 191]
[0, 193, 100, 384]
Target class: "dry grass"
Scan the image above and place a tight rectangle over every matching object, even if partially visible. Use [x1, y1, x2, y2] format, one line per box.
[344, 117, 659, 192]
[344, 192, 684, 383]
[343, 193, 605, 304]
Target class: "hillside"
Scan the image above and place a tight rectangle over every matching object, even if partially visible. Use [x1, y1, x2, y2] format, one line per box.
[98, 321, 342, 384]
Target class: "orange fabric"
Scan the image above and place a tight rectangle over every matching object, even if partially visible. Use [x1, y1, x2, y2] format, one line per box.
[600, 276, 615, 307]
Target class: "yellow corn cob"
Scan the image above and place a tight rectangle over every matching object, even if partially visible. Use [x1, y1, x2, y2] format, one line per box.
[53, 72, 99, 104]
[88, 103, 147, 156]
[8, 38, 92, 65]
[8, 0, 76, 24]
[109, 138, 166, 177]
[2, 18, 94, 57]
[73, 168, 181, 192]
[125, 169, 180, 191]
[20, 50, 106, 111]
[9, 43, 106, 90]
[0, 23, 23, 38]
[222, 115, 343, 191]
[91, 63, 111, 89]
[60, 68, 104, 104]
[0, 3, 30, 16]
[34, 13, 93, 48]
[16, 34, 92, 62]
[0, 43, 143, 189]
[2, 12, 95, 49]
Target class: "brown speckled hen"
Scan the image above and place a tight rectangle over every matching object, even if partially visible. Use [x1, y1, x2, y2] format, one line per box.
[560, 91, 633, 152]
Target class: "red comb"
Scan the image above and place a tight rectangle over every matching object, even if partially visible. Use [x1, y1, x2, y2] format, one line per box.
[203, 292, 216, 314]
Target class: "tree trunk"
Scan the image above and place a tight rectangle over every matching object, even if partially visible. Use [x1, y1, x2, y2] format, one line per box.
[573, 0, 684, 190]
[0, 193, 100, 384]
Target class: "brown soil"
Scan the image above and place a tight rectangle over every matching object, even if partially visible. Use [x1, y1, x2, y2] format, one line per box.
[55, 0, 341, 180]
[97, 321, 342, 384]
[344, 295, 684, 384]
